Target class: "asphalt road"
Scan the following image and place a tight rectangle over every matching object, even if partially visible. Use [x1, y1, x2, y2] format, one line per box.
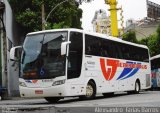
[0, 91, 160, 113]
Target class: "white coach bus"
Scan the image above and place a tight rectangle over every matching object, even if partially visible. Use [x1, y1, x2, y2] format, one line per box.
[150, 54, 160, 89]
[10, 29, 151, 103]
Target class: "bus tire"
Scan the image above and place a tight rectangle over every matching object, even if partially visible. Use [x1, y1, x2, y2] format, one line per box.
[45, 97, 61, 103]
[80, 81, 96, 100]
[134, 81, 140, 94]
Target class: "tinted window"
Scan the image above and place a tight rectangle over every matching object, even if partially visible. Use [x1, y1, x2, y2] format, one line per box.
[85, 34, 149, 62]
[151, 58, 160, 70]
[67, 32, 83, 79]
[119, 43, 149, 62]
[85, 34, 122, 58]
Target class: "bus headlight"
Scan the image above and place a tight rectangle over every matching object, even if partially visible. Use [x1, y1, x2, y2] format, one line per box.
[19, 82, 27, 87]
[52, 80, 65, 86]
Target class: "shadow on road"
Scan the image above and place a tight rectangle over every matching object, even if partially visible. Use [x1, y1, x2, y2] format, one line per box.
[36, 91, 145, 105]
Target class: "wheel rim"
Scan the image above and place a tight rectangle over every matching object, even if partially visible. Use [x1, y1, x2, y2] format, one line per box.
[135, 82, 139, 92]
[86, 84, 93, 97]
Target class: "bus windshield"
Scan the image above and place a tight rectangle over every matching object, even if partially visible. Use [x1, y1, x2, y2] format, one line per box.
[21, 31, 67, 79]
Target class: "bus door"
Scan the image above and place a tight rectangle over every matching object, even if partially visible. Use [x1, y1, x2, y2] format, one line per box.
[66, 31, 84, 95]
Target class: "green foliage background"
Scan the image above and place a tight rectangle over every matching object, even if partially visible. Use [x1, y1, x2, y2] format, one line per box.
[122, 31, 138, 43]
[7, 0, 160, 57]
[9, 0, 82, 32]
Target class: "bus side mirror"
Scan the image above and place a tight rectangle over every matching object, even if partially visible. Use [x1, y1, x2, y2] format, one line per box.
[10, 46, 22, 61]
[61, 41, 71, 56]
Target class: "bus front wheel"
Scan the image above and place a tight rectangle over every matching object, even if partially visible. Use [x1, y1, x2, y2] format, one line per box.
[80, 81, 96, 100]
[45, 97, 61, 103]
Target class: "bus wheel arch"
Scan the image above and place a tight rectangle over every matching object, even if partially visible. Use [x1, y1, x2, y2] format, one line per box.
[135, 79, 141, 94]
[88, 79, 97, 92]
[86, 80, 96, 99]
[80, 79, 96, 100]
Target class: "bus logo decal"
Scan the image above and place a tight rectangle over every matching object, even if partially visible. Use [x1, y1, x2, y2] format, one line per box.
[117, 62, 141, 80]
[32, 80, 38, 83]
[100, 58, 119, 81]
[25, 80, 38, 83]
[121, 67, 140, 80]
[100, 58, 147, 81]
[25, 80, 32, 83]
[117, 62, 134, 80]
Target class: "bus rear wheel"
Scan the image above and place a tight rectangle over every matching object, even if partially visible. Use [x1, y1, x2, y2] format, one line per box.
[134, 81, 140, 94]
[127, 81, 140, 94]
[45, 97, 61, 103]
[79, 81, 96, 100]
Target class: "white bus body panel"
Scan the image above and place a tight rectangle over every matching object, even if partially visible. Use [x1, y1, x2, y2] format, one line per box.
[84, 56, 151, 94]
[20, 56, 151, 98]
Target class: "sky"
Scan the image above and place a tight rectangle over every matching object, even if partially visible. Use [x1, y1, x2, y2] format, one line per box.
[79, 0, 160, 31]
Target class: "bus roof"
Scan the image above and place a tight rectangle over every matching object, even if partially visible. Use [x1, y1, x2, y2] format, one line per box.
[150, 54, 160, 60]
[27, 28, 148, 49]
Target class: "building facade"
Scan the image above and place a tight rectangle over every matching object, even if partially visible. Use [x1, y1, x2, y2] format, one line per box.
[125, 1, 160, 40]
[125, 17, 159, 40]
[92, 9, 111, 35]
[0, 0, 22, 98]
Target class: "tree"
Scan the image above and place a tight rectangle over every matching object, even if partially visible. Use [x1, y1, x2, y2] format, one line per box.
[138, 24, 160, 56]
[138, 37, 149, 46]
[156, 24, 160, 44]
[9, 0, 83, 32]
[147, 34, 157, 56]
[122, 31, 138, 43]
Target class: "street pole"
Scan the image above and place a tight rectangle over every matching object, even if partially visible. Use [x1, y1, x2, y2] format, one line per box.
[0, 1, 8, 99]
[0, 1, 5, 87]
[41, 2, 45, 30]
[105, 0, 119, 37]
[44, 0, 69, 29]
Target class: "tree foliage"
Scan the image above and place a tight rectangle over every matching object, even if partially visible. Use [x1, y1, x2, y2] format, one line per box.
[147, 24, 160, 56]
[147, 34, 159, 56]
[9, 0, 83, 32]
[138, 24, 160, 57]
[122, 31, 138, 43]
